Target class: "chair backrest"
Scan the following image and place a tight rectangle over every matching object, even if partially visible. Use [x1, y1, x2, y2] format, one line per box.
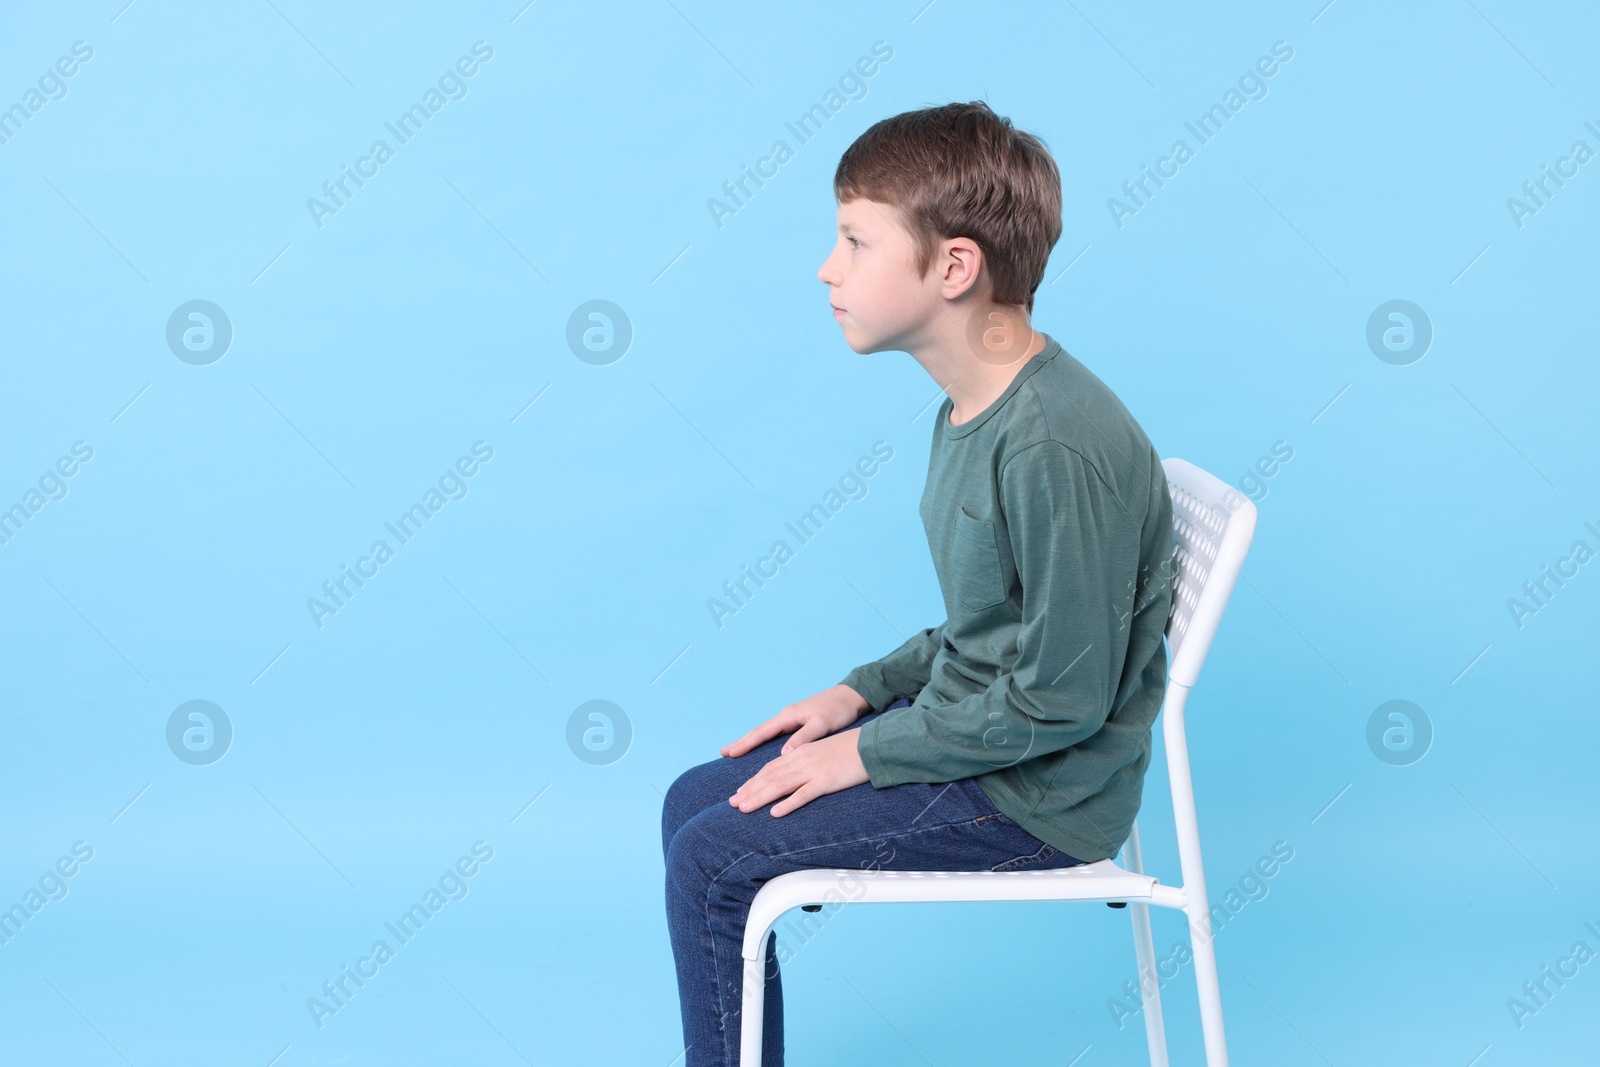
[1160, 458, 1258, 689]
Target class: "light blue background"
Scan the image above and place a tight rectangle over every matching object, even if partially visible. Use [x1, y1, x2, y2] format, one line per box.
[2, 1, 1596, 1064]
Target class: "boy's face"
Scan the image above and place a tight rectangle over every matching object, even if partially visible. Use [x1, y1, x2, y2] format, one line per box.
[817, 197, 938, 354]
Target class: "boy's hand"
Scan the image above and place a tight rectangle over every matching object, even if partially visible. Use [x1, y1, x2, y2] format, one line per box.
[719, 684, 870, 759]
[728, 729, 870, 817]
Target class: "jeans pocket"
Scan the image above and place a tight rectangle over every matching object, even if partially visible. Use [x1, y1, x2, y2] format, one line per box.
[968, 792, 1085, 871]
[990, 840, 1060, 872]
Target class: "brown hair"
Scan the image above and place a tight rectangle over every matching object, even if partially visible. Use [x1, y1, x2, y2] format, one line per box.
[833, 101, 1062, 313]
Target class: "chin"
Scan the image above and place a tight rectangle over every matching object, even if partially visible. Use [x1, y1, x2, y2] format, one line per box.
[838, 328, 881, 355]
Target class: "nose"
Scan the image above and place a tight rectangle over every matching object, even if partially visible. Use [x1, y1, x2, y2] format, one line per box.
[817, 247, 837, 286]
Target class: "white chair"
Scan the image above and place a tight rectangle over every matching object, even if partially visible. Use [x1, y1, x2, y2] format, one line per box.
[738, 457, 1258, 1067]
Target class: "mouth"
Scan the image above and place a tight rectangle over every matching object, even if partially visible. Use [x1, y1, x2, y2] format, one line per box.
[831, 305, 846, 318]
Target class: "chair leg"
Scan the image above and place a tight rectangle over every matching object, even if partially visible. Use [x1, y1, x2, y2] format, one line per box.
[1163, 684, 1231, 1065]
[1130, 902, 1170, 1067]
[1187, 908, 1230, 1067]
[738, 952, 766, 1067]
[1122, 822, 1170, 1067]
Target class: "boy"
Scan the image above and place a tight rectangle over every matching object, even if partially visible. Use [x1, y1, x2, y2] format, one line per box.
[662, 101, 1176, 1067]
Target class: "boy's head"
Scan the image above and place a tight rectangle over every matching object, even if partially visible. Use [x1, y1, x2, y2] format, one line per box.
[819, 101, 1062, 356]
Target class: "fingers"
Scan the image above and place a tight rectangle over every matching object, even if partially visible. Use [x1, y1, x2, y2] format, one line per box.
[729, 763, 776, 811]
[780, 721, 822, 755]
[769, 783, 818, 818]
[721, 709, 797, 758]
[721, 720, 777, 758]
[730, 780, 767, 812]
[729, 761, 793, 813]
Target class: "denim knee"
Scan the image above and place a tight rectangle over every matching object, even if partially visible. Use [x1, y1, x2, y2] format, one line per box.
[663, 810, 723, 908]
[662, 768, 699, 860]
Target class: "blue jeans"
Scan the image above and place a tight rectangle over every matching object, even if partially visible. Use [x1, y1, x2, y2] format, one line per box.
[661, 696, 1085, 1067]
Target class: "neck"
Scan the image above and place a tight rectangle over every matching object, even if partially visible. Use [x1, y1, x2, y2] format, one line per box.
[907, 306, 1046, 425]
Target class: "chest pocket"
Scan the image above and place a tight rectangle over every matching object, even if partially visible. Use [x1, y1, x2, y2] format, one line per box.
[952, 506, 1008, 612]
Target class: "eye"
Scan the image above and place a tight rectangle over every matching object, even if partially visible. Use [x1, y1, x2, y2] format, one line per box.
[847, 236, 861, 249]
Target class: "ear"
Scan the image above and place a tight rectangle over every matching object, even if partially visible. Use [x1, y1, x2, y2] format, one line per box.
[937, 236, 985, 300]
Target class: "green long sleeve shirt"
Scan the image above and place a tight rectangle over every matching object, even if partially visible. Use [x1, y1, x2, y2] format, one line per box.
[843, 334, 1176, 864]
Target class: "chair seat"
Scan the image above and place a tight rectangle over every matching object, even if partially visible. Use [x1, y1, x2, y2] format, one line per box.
[741, 859, 1164, 959]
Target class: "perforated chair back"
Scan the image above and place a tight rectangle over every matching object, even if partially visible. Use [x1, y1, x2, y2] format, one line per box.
[1162, 457, 1258, 689]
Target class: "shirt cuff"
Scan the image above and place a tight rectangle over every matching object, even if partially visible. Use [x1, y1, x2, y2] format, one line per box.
[839, 668, 899, 713]
[854, 711, 910, 788]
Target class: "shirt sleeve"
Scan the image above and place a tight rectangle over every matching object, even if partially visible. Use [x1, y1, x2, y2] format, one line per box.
[856, 441, 1142, 786]
[838, 622, 947, 712]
